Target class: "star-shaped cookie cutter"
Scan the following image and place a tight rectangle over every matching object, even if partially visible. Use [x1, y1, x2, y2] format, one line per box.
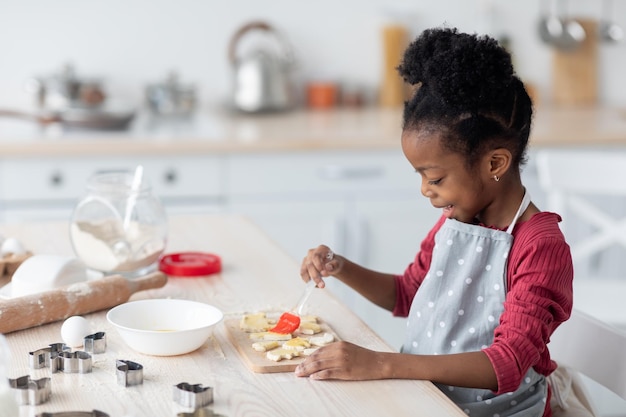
[84, 332, 106, 354]
[116, 359, 143, 387]
[51, 351, 93, 374]
[8, 375, 51, 405]
[173, 382, 214, 409]
[29, 343, 70, 369]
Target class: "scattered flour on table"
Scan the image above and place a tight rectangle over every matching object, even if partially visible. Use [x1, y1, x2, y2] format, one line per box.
[66, 282, 92, 296]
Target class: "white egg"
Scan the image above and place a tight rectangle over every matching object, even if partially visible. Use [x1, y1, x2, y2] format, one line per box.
[1, 237, 26, 257]
[61, 316, 91, 348]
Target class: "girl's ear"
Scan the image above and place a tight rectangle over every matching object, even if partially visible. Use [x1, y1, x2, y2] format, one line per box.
[487, 148, 512, 179]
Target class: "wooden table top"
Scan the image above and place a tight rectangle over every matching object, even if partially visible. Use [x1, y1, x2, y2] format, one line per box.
[0, 214, 465, 417]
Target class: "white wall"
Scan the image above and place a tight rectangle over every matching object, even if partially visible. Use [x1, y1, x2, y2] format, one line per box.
[1, 0, 625, 111]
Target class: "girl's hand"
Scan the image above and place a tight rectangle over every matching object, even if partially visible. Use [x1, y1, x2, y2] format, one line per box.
[300, 245, 342, 289]
[294, 341, 385, 380]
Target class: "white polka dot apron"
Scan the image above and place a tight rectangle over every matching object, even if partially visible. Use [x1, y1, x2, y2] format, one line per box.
[402, 191, 547, 417]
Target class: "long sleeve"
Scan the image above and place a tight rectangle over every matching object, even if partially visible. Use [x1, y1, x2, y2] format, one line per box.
[483, 212, 573, 394]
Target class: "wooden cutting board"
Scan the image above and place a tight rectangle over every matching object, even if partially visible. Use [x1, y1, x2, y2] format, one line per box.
[379, 24, 409, 107]
[224, 317, 341, 373]
[552, 19, 598, 106]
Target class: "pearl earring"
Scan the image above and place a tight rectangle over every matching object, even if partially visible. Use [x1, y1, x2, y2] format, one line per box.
[494, 175, 500, 182]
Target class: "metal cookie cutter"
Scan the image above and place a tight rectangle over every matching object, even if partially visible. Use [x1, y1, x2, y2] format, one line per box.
[116, 359, 143, 387]
[8, 375, 51, 405]
[178, 409, 226, 417]
[52, 351, 93, 373]
[35, 411, 109, 417]
[29, 343, 70, 369]
[173, 382, 214, 409]
[84, 332, 106, 354]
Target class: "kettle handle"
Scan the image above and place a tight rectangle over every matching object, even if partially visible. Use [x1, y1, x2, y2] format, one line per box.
[227, 20, 293, 65]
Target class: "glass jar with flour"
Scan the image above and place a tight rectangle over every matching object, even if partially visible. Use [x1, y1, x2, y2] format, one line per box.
[69, 167, 167, 278]
[0, 335, 18, 417]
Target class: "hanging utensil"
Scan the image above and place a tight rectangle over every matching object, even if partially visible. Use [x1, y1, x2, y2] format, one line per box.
[538, 0, 586, 51]
[538, 0, 564, 44]
[554, 0, 586, 51]
[599, 0, 624, 43]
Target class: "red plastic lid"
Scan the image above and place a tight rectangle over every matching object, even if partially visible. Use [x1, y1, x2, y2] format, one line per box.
[158, 252, 222, 277]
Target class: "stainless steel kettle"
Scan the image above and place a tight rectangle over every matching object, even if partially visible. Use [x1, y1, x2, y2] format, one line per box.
[228, 21, 295, 113]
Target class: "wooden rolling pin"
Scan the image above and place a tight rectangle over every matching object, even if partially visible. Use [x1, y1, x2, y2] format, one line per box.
[0, 271, 167, 334]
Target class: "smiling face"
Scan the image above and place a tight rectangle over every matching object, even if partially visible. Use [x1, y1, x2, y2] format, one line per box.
[401, 128, 497, 224]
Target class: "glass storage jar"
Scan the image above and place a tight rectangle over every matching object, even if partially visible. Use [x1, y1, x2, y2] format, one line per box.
[0, 334, 18, 416]
[69, 169, 167, 278]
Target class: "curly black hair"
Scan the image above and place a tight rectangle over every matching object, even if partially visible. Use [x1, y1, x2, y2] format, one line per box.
[397, 27, 533, 168]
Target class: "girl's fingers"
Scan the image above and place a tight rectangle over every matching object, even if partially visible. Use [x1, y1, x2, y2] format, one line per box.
[300, 246, 336, 288]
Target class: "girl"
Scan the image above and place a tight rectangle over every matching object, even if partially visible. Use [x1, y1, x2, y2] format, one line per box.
[295, 27, 573, 417]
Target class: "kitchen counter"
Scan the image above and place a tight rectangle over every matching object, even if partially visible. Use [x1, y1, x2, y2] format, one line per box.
[1, 105, 626, 157]
[0, 214, 465, 417]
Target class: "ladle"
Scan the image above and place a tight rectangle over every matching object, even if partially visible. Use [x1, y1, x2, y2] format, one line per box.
[553, 0, 586, 51]
[538, 0, 586, 51]
[538, 0, 564, 44]
[599, 0, 624, 43]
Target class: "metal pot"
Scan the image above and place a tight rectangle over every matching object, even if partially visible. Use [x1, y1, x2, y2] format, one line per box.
[145, 72, 197, 117]
[25, 63, 107, 111]
[7, 63, 136, 130]
[228, 21, 296, 113]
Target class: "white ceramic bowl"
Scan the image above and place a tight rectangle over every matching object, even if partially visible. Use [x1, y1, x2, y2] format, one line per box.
[106, 299, 223, 356]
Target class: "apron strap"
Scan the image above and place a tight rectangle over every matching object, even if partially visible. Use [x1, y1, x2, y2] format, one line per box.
[506, 189, 531, 234]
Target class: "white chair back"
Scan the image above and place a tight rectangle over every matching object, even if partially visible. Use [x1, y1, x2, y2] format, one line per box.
[550, 309, 626, 400]
[536, 149, 626, 328]
[549, 308, 626, 416]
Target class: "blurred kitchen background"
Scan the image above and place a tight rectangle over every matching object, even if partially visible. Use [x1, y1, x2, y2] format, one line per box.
[2, 2, 626, 411]
[0, 0, 624, 112]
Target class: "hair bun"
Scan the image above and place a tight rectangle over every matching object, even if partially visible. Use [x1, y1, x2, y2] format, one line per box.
[398, 27, 515, 112]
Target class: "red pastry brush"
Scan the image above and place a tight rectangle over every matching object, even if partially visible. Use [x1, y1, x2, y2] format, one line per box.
[269, 280, 316, 334]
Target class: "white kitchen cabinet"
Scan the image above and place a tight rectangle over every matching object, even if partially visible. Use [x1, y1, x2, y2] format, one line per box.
[0, 146, 443, 348]
[349, 194, 441, 348]
[225, 149, 439, 348]
[0, 155, 225, 222]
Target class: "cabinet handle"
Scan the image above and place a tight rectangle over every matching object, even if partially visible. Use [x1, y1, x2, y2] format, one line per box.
[49, 171, 64, 187]
[318, 165, 384, 181]
[164, 169, 178, 184]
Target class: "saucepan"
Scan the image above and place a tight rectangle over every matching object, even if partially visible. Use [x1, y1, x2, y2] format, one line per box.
[0, 104, 136, 130]
[0, 63, 136, 130]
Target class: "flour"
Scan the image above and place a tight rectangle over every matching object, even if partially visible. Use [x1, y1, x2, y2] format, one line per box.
[70, 219, 165, 274]
[66, 282, 93, 296]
